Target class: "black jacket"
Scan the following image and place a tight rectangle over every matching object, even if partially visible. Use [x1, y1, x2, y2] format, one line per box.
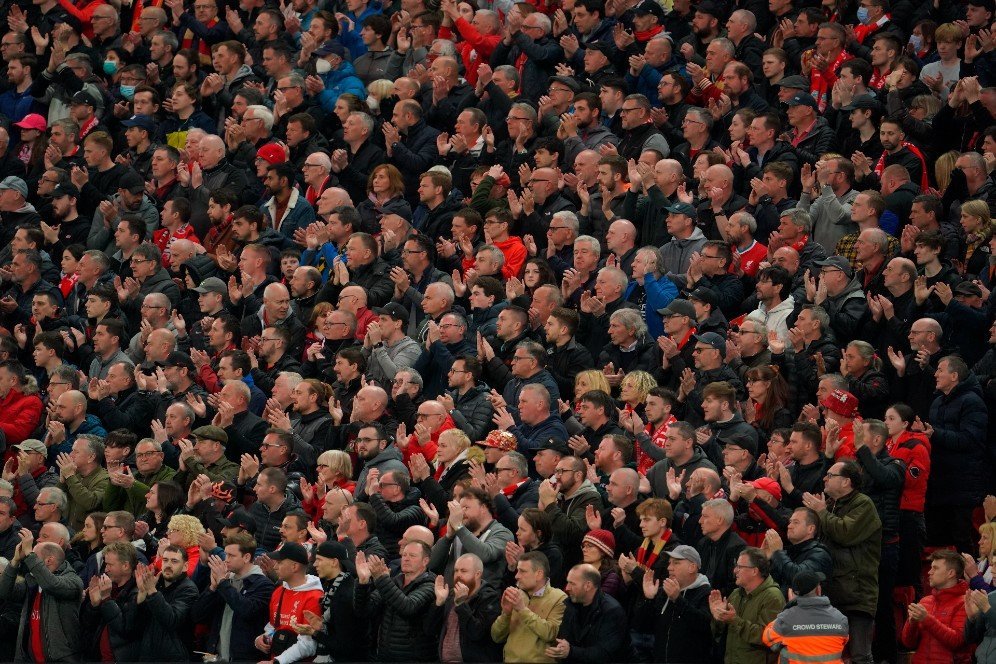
[137, 575, 198, 661]
[557, 590, 630, 663]
[927, 374, 990, 507]
[91, 387, 158, 439]
[81, 578, 142, 662]
[697, 528, 747, 596]
[546, 338, 594, 398]
[490, 33, 563, 104]
[769, 538, 834, 596]
[389, 119, 441, 203]
[597, 336, 661, 375]
[222, 409, 269, 460]
[354, 570, 438, 662]
[446, 384, 494, 443]
[336, 139, 386, 204]
[191, 570, 274, 662]
[854, 445, 904, 539]
[313, 572, 367, 662]
[637, 573, 713, 663]
[316, 257, 394, 308]
[247, 494, 301, 552]
[425, 584, 504, 663]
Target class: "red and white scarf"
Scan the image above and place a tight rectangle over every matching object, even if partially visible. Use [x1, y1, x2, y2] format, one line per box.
[874, 142, 929, 192]
[809, 49, 852, 113]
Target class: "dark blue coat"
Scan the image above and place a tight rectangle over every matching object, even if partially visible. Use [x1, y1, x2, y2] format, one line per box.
[927, 373, 989, 507]
[190, 571, 275, 662]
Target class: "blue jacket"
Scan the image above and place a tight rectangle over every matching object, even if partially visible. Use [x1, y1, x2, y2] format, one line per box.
[928, 373, 990, 507]
[339, 5, 381, 58]
[413, 338, 475, 399]
[624, 57, 686, 107]
[190, 568, 275, 662]
[261, 188, 316, 242]
[300, 242, 338, 282]
[317, 62, 368, 113]
[625, 273, 679, 339]
[0, 88, 39, 124]
[48, 414, 107, 465]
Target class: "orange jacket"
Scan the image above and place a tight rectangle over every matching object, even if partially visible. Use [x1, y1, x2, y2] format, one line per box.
[762, 595, 849, 664]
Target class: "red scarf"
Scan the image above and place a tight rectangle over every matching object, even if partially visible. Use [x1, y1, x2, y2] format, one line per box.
[636, 533, 671, 569]
[875, 142, 929, 192]
[635, 25, 663, 42]
[854, 14, 891, 44]
[789, 233, 810, 253]
[809, 49, 852, 113]
[502, 479, 527, 498]
[868, 66, 890, 90]
[78, 115, 99, 140]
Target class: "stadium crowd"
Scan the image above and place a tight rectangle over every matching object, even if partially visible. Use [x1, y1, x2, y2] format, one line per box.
[0, 0, 995, 660]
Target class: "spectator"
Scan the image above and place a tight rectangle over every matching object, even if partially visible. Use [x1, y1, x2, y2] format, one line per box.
[491, 550, 568, 663]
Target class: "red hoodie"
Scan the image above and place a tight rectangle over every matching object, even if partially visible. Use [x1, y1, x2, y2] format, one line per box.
[0, 389, 43, 450]
[462, 236, 527, 281]
[901, 580, 973, 664]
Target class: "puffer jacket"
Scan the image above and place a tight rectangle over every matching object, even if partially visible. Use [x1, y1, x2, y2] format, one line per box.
[426, 583, 503, 663]
[697, 528, 747, 597]
[637, 572, 713, 663]
[137, 575, 198, 661]
[354, 570, 438, 661]
[316, 62, 367, 113]
[0, 388, 43, 449]
[247, 494, 301, 553]
[855, 445, 904, 538]
[927, 374, 989, 508]
[820, 278, 868, 342]
[81, 578, 141, 662]
[368, 489, 429, 558]
[556, 590, 630, 662]
[769, 538, 834, 597]
[901, 579, 972, 664]
[447, 384, 494, 443]
[819, 489, 882, 615]
[846, 368, 891, 420]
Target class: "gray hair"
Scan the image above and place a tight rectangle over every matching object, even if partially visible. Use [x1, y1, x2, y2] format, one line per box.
[505, 451, 529, 478]
[39, 487, 68, 513]
[552, 211, 579, 235]
[610, 308, 647, 338]
[530, 12, 552, 34]
[398, 368, 424, 390]
[76, 434, 105, 461]
[495, 65, 519, 86]
[600, 266, 629, 290]
[477, 245, 506, 270]
[702, 498, 734, 525]
[510, 102, 537, 126]
[430, 39, 457, 56]
[711, 37, 736, 56]
[729, 9, 757, 32]
[277, 371, 304, 389]
[152, 29, 178, 51]
[245, 105, 274, 131]
[307, 151, 331, 173]
[635, 246, 663, 276]
[521, 383, 551, 407]
[780, 208, 812, 234]
[732, 211, 758, 233]
[350, 112, 375, 135]
[66, 54, 93, 75]
[575, 235, 601, 255]
[862, 228, 890, 255]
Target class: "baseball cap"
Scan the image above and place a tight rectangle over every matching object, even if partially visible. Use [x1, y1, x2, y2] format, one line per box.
[218, 507, 256, 532]
[539, 437, 571, 456]
[372, 301, 410, 324]
[269, 542, 310, 566]
[634, 0, 665, 20]
[481, 430, 517, 452]
[814, 256, 854, 279]
[118, 170, 146, 195]
[968, 0, 995, 10]
[316, 541, 355, 572]
[719, 433, 757, 458]
[193, 425, 229, 445]
[841, 94, 882, 112]
[122, 114, 155, 132]
[0, 176, 27, 198]
[14, 113, 47, 132]
[192, 276, 228, 295]
[775, 75, 809, 90]
[315, 40, 347, 58]
[784, 93, 818, 109]
[14, 439, 47, 455]
[256, 143, 287, 165]
[664, 201, 697, 217]
[791, 570, 825, 596]
[71, 90, 100, 108]
[668, 544, 702, 567]
[51, 183, 80, 199]
[693, 331, 727, 356]
[549, 75, 580, 92]
[163, 351, 196, 372]
[695, 0, 724, 18]
[821, 389, 859, 418]
[657, 298, 696, 319]
[688, 287, 717, 308]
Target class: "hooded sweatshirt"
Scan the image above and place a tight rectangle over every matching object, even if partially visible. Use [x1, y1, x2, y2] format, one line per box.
[265, 574, 324, 664]
[219, 564, 266, 661]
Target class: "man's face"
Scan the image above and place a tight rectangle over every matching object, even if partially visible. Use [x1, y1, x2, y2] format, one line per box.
[879, 123, 902, 152]
[160, 551, 187, 581]
[785, 510, 813, 544]
[103, 553, 131, 582]
[870, 39, 892, 67]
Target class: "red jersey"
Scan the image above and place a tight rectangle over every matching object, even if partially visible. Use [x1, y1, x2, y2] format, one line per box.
[153, 224, 201, 268]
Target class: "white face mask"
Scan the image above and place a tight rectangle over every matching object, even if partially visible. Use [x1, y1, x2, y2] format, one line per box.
[316, 58, 332, 74]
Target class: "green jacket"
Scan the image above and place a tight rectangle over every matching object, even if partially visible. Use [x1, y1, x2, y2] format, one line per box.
[103, 465, 177, 516]
[819, 490, 882, 615]
[171, 456, 239, 489]
[61, 467, 109, 532]
[714, 575, 785, 664]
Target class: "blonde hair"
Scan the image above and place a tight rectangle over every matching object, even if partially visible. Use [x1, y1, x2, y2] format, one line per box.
[440, 428, 471, 452]
[575, 369, 611, 398]
[980, 522, 996, 557]
[167, 514, 206, 547]
[962, 198, 992, 228]
[935, 151, 960, 193]
[620, 370, 658, 402]
[317, 449, 352, 479]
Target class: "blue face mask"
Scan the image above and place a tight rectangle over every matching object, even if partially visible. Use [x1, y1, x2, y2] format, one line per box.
[103, 60, 119, 75]
[856, 6, 870, 24]
[120, 85, 136, 101]
[909, 34, 923, 51]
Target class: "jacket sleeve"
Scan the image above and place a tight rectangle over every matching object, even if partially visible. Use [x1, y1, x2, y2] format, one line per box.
[372, 573, 436, 618]
[769, 547, 833, 587]
[518, 594, 566, 641]
[728, 589, 784, 646]
[563, 601, 628, 663]
[369, 494, 427, 531]
[390, 132, 438, 175]
[819, 498, 881, 547]
[143, 581, 197, 629]
[62, 472, 109, 515]
[448, 397, 493, 444]
[855, 447, 905, 491]
[545, 494, 602, 547]
[454, 523, 513, 565]
[930, 396, 989, 452]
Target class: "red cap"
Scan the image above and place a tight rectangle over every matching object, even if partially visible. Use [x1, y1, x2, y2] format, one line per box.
[749, 477, 782, 501]
[256, 142, 287, 165]
[481, 430, 516, 452]
[14, 114, 47, 132]
[821, 389, 859, 418]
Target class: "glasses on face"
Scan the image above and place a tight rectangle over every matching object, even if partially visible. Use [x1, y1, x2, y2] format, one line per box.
[620, 106, 642, 114]
[448, 368, 469, 374]
[733, 563, 756, 569]
[511, 355, 533, 362]
[379, 482, 400, 488]
[496, 467, 516, 473]
[354, 437, 384, 444]
[415, 412, 438, 419]
[549, 87, 572, 94]
[826, 472, 844, 479]
[692, 346, 713, 353]
[259, 442, 287, 450]
[505, 116, 532, 123]
[101, 524, 122, 531]
[131, 258, 152, 264]
[554, 468, 576, 475]
[402, 248, 426, 254]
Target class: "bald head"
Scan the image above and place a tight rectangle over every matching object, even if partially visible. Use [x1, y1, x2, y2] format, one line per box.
[611, 467, 640, 492]
[402, 525, 435, 548]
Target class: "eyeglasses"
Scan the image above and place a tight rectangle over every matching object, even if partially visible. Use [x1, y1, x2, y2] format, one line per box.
[448, 368, 469, 374]
[92, 14, 115, 21]
[522, 23, 543, 31]
[496, 467, 516, 473]
[733, 563, 756, 569]
[402, 248, 427, 255]
[692, 346, 714, 353]
[379, 482, 400, 488]
[505, 116, 532, 123]
[620, 106, 642, 114]
[511, 355, 533, 362]
[825, 472, 844, 478]
[354, 437, 385, 444]
[416, 413, 439, 419]
[101, 524, 122, 530]
[131, 258, 153, 264]
[35, 501, 55, 507]
[140, 303, 165, 309]
[259, 442, 287, 449]
[549, 87, 573, 94]
[554, 468, 578, 475]
[302, 162, 323, 168]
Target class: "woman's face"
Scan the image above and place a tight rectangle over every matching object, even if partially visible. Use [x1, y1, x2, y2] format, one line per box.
[961, 211, 981, 233]
[20, 128, 40, 144]
[516, 516, 537, 548]
[167, 528, 185, 547]
[318, 459, 335, 483]
[982, 530, 994, 557]
[83, 517, 98, 543]
[581, 541, 603, 564]
[575, 375, 592, 400]
[747, 376, 768, 401]
[843, 345, 868, 375]
[334, 99, 351, 123]
[729, 114, 748, 141]
[619, 378, 640, 404]
[458, 1, 474, 20]
[693, 154, 712, 179]
[61, 251, 79, 275]
[146, 484, 159, 511]
[768, 434, 787, 460]
[371, 168, 391, 194]
[884, 408, 906, 436]
[523, 262, 541, 288]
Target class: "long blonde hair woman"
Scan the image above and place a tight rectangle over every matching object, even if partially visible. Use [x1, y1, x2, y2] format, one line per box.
[961, 198, 993, 275]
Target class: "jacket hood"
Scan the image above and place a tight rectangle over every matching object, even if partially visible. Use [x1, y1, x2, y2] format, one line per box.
[369, 443, 404, 466]
[564, 479, 600, 501]
[675, 227, 706, 245]
[685, 572, 711, 590]
[830, 277, 865, 302]
[284, 573, 324, 593]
